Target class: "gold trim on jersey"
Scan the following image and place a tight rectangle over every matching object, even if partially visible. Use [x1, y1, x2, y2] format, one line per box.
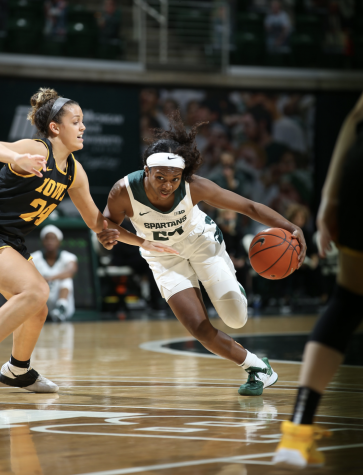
[0, 245, 11, 250]
[28, 255, 33, 261]
[35, 138, 68, 176]
[55, 160, 68, 175]
[67, 154, 77, 190]
[7, 164, 35, 178]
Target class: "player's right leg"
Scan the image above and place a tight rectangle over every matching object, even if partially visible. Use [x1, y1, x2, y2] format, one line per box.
[0, 247, 58, 392]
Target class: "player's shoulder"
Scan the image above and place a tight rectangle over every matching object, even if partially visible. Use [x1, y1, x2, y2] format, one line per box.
[60, 250, 78, 262]
[21, 139, 49, 157]
[109, 176, 131, 200]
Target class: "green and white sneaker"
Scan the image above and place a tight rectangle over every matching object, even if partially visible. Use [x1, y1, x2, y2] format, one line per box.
[238, 357, 278, 396]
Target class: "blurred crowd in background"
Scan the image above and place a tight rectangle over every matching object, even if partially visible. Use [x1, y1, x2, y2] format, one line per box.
[246, 0, 354, 56]
[0, 0, 124, 59]
[0, 0, 362, 69]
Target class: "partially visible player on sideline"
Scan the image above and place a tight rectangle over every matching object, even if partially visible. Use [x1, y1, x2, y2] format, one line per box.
[32, 225, 78, 321]
[274, 93, 363, 467]
[97, 111, 307, 396]
[0, 88, 175, 393]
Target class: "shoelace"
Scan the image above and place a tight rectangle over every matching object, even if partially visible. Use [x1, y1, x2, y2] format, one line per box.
[245, 366, 268, 384]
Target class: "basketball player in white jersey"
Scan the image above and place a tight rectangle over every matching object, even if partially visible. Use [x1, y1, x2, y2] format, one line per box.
[97, 111, 306, 395]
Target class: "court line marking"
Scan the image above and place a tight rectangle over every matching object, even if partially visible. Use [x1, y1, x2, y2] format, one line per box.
[31, 423, 279, 444]
[1, 402, 362, 420]
[139, 333, 363, 367]
[43, 377, 363, 390]
[104, 415, 363, 428]
[321, 443, 363, 451]
[74, 452, 276, 475]
[1, 384, 362, 395]
[1, 411, 361, 428]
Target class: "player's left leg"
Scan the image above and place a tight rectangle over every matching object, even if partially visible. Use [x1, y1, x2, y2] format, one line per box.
[168, 282, 277, 395]
[0, 260, 59, 393]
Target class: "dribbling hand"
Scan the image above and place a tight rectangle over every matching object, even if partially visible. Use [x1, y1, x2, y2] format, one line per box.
[97, 220, 120, 250]
[13, 153, 47, 178]
[292, 227, 307, 268]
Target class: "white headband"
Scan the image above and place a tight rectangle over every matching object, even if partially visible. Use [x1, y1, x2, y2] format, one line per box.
[146, 152, 185, 170]
[40, 225, 63, 241]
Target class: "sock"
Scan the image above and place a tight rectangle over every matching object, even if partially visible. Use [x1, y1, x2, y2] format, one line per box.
[291, 386, 322, 425]
[1, 355, 31, 378]
[240, 350, 267, 370]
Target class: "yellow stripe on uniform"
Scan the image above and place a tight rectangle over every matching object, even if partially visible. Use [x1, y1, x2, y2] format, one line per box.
[68, 154, 78, 190]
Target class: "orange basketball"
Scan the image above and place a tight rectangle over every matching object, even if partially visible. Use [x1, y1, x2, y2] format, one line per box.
[249, 228, 300, 280]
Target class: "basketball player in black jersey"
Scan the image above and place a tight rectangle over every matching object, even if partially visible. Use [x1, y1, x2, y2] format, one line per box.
[274, 94, 363, 467]
[0, 88, 175, 393]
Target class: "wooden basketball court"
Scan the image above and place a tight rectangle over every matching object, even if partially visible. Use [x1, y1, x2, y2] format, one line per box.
[0, 316, 362, 474]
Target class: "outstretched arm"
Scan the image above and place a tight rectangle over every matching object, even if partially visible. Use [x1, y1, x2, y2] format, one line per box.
[67, 161, 123, 240]
[0, 140, 47, 177]
[96, 179, 178, 254]
[191, 176, 306, 265]
[317, 92, 363, 256]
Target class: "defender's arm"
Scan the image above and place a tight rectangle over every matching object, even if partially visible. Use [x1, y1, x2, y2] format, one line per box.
[0, 140, 47, 177]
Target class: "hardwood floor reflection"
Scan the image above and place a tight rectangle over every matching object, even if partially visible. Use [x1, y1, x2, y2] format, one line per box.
[0, 317, 362, 475]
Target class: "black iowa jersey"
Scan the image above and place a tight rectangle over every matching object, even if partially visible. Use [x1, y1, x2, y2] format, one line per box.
[0, 138, 76, 239]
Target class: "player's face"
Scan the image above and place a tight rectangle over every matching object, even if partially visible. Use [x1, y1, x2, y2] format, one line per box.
[58, 105, 86, 151]
[147, 167, 183, 200]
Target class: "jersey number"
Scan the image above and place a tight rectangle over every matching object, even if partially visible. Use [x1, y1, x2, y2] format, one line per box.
[153, 226, 184, 241]
[19, 199, 57, 226]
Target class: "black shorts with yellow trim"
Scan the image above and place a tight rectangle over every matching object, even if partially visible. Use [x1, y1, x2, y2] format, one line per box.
[337, 134, 363, 254]
[0, 233, 32, 261]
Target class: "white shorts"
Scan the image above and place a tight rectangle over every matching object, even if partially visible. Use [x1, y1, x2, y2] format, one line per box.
[142, 219, 239, 300]
[142, 218, 248, 328]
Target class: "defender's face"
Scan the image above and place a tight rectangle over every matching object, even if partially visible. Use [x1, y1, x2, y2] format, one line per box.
[146, 166, 183, 200]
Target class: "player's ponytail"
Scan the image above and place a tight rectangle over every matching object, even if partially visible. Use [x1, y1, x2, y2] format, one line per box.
[143, 110, 207, 182]
[27, 87, 78, 137]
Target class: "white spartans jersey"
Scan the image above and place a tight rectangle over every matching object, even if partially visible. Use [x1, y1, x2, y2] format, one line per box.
[125, 170, 207, 248]
[32, 249, 77, 318]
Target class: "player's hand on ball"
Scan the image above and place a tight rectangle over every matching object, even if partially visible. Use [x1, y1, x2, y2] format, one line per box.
[292, 227, 307, 267]
[13, 153, 47, 177]
[141, 240, 179, 255]
[316, 198, 338, 258]
[97, 220, 120, 250]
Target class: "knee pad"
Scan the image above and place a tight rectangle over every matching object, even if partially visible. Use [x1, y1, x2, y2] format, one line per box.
[310, 284, 363, 353]
[205, 279, 248, 329]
